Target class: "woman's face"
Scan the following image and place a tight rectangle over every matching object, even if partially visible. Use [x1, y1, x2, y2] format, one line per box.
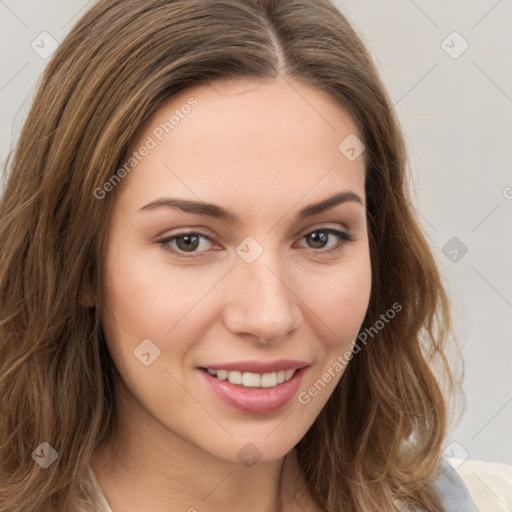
[100, 77, 371, 464]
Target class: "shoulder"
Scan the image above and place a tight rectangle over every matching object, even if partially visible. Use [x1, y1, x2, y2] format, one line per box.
[430, 458, 480, 511]
[442, 457, 512, 512]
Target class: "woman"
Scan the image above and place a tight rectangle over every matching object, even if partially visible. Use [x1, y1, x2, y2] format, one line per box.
[0, 0, 478, 510]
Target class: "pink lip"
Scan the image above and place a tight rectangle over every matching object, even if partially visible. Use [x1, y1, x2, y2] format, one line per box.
[197, 359, 308, 373]
[198, 366, 308, 414]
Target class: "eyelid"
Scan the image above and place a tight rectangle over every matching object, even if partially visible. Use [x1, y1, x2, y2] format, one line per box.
[295, 221, 351, 238]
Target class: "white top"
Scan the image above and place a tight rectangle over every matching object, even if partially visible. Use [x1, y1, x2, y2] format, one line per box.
[86, 458, 512, 511]
[87, 464, 113, 512]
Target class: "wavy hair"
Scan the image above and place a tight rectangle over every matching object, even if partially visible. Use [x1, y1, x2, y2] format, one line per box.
[0, 0, 463, 510]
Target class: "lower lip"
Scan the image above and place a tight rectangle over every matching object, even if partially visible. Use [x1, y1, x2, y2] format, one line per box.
[198, 367, 307, 414]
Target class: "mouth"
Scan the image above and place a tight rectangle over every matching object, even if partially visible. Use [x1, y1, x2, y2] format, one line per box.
[196, 361, 309, 414]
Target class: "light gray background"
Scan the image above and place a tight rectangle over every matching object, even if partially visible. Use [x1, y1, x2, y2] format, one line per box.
[1, 1, 511, 465]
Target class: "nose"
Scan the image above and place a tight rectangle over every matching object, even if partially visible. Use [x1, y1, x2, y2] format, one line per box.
[222, 250, 302, 344]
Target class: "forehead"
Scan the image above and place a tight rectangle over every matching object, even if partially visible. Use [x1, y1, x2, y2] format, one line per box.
[117, 77, 366, 213]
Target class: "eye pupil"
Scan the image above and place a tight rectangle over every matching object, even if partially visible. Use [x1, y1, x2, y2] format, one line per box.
[176, 234, 200, 252]
[307, 231, 328, 249]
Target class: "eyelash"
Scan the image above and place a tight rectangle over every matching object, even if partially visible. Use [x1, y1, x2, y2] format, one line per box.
[157, 227, 355, 259]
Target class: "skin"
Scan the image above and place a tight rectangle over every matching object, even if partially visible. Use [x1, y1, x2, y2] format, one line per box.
[90, 76, 372, 512]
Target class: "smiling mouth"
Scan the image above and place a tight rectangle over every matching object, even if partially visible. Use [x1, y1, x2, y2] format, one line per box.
[199, 367, 298, 388]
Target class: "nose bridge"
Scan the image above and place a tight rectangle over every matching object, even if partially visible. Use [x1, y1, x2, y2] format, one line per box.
[224, 241, 302, 342]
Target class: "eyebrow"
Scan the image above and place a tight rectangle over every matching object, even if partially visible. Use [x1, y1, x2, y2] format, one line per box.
[139, 190, 364, 223]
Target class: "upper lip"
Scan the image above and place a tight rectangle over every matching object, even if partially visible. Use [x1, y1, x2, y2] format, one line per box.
[198, 359, 309, 374]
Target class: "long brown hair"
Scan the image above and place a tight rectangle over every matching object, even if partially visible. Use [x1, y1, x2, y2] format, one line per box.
[0, 0, 463, 510]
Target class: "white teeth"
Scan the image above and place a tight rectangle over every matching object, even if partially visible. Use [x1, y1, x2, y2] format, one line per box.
[227, 371, 242, 385]
[205, 368, 298, 388]
[242, 372, 261, 387]
[216, 369, 228, 380]
[260, 372, 277, 387]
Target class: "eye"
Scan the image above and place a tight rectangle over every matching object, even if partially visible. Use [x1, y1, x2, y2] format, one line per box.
[157, 227, 355, 258]
[157, 230, 216, 258]
[296, 228, 355, 255]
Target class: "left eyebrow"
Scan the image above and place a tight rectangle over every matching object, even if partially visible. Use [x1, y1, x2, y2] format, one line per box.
[139, 190, 364, 224]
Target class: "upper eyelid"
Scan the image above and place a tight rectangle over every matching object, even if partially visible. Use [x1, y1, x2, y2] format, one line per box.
[163, 223, 350, 240]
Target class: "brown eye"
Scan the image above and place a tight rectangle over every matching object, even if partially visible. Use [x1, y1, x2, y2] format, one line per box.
[158, 231, 215, 257]
[298, 228, 355, 255]
[305, 231, 329, 249]
[175, 233, 201, 252]
[157, 227, 355, 259]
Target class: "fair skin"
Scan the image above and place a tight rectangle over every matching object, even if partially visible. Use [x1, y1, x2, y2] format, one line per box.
[90, 77, 372, 512]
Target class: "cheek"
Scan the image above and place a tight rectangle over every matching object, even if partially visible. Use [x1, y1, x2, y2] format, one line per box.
[294, 254, 371, 415]
[99, 249, 195, 405]
[100, 237, 215, 376]
[101, 238, 189, 336]
[102, 256, 157, 334]
[301, 250, 372, 350]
